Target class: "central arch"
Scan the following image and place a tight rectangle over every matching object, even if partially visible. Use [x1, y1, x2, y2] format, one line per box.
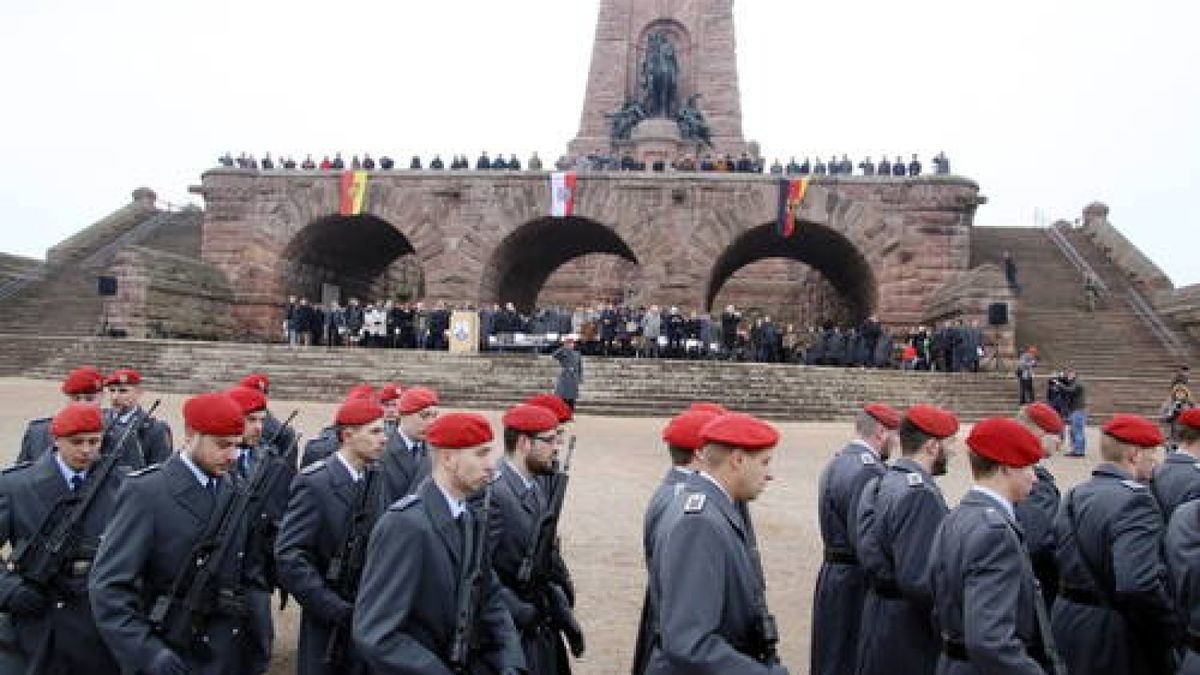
[281, 214, 421, 302]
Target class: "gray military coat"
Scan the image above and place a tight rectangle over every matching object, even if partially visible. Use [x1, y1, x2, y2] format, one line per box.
[552, 347, 582, 401]
[1014, 464, 1061, 605]
[632, 467, 692, 675]
[1150, 450, 1200, 521]
[1165, 500, 1200, 675]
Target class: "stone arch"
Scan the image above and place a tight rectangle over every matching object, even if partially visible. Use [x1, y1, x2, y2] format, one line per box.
[705, 221, 879, 325]
[281, 214, 421, 303]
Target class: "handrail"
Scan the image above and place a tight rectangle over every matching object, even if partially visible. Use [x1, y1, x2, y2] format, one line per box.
[1045, 226, 1110, 295]
[76, 211, 175, 271]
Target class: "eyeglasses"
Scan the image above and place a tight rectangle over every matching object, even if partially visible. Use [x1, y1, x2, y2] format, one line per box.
[533, 434, 558, 444]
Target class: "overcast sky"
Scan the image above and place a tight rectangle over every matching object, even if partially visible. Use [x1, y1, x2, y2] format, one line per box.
[2, 0, 1196, 285]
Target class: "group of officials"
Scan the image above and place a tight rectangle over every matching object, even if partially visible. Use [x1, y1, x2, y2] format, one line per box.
[812, 399, 1200, 675]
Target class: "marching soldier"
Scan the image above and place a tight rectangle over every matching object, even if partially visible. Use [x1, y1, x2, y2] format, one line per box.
[1013, 402, 1066, 606]
[0, 403, 122, 673]
[276, 396, 388, 675]
[102, 369, 173, 467]
[811, 403, 899, 675]
[381, 386, 440, 500]
[1150, 407, 1200, 520]
[239, 373, 299, 468]
[1165, 499, 1200, 674]
[645, 413, 789, 674]
[90, 392, 254, 675]
[927, 418, 1062, 673]
[523, 393, 578, 609]
[856, 404, 959, 675]
[300, 384, 377, 468]
[1051, 413, 1179, 675]
[18, 366, 106, 463]
[352, 412, 525, 674]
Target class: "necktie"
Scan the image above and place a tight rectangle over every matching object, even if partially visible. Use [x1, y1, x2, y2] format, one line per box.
[238, 450, 253, 478]
[69, 474, 84, 492]
[413, 441, 426, 461]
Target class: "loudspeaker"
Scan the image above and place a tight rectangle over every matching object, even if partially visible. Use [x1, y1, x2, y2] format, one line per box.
[98, 275, 118, 296]
[987, 302, 1009, 326]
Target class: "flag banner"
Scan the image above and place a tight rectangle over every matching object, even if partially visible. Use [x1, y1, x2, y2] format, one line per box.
[550, 171, 577, 217]
[339, 170, 369, 215]
[775, 178, 810, 237]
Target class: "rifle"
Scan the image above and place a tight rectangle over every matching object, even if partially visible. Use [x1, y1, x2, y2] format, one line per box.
[737, 500, 780, 666]
[265, 410, 299, 451]
[322, 464, 380, 668]
[11, 400, 162, 590]
[449, 482, 492, 673]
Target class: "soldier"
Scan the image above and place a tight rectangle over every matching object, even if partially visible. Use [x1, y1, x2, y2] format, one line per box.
[276, 396, 388, 675]
[1051, 414, 1179, 674]
[1013, 402, 1066, 606]
[90, 392, 253, 675]
[523, 393, 578, 607]
[381, 386, 439, 500]
[352, 412, 525, 674]
[1150, 407, 1200, 520]
[856, 404, 959, 675]
[102, 368, 173, 467]
[646, 413, 789, 674]
[1165, 498, 1200, 674]
[19, 365, 106, 463]
[811, 403, 900, 675]
[552, 338, 583, 410]
[0, 403, 122, 673]
[238, 373, 299, 468]
[927, 418, 1061, 673]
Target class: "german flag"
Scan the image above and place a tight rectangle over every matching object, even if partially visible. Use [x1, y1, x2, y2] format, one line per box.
[339, 170, 369, 215]
[775, 178, 809, 237]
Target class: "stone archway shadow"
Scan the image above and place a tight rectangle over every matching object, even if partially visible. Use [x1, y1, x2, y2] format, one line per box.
[282, 214, 417, 301]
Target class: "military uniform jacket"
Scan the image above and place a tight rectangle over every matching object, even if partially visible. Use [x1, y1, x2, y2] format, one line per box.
[380, 429, 430, 502]
[352, 478, 525, 675]
[89, 455, 253, 675]
[103, 407, 173, 468]
[811, 441, 885, 675]
[1150, 450, 1200, 521]
[854, 457, 949, 675]
[300, 426, 338, 469]
[1014, 464, 1060, 604]
[17, 417, 52, 465]
[644, 473, 787, 675]
[1165, 500, 1200, 675]
[0, 452, 122, 673]
[928, 490, 1046, 675]
[1051, 463, 1179, 675]
[552, 347, 582, 400]
[632, 467, 693, 675]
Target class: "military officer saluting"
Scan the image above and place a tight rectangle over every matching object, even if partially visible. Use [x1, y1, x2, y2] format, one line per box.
[1051, 413, 1179, 675]
[646, 413, 789, 674]
[1165, 497, 1200, 674]
[0, 403, 122, 673]
[856, 404, 959, 675]
[1013, 402, 1066, 606]
[1150, 406, 1200, 520]
[102, 368, 173, 468]
[928, 418, 1062, 673]
[352, 412, 525, 674]
[381, 386, 440, 500]
[18, 365, 106, 463]
[276, 396, 388, 675]
[811, 402, 899, 675]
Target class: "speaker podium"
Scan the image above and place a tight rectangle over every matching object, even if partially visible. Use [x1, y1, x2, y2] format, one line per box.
[449, 310, 480, 354]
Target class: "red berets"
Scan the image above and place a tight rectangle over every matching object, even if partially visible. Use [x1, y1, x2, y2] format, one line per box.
[699, 413, 780, 451]
[345, 384, 377, 402]
[966, 417, 1043, 467]
[662, 410, 721, 451]
[864, 402, 901, 430]
[687, 402, 728, 415]
[1102, 413, 1164, 448]
[61, 366, 105, 396]
[905, 404, 960, 439]
[379, 384, 403, 403]
[183, 392, 246, 436]
[336, 398, 384, 426]
[1177, 407, 1200, 431]
[51, 403, 103, 437]
[226, 386, 267, 415]
[239, 373, 270, 394]
[427, 412, 494, 449]
[502, 404, 559, 434]
[1025, 403, 1065, 435]
[104, 368, 141, 386]
[399, 387, 439, 414]
[526, 394, 572, 423]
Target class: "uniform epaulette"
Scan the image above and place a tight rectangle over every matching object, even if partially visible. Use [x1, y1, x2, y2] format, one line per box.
[127, 463, 162, 478]
[390, 494, 420, 511]
[26, 417, 51, 425]
[672, 483, 687, 497]
[2, 461, 33, 474]
[906, 472, 924, 487]
[300, 459, 326, 475]
[860, 453, 877, 466]
[1120, 479, 1146, 491]
[981, 507, 1008, 528]
[683, 492, 706, 513]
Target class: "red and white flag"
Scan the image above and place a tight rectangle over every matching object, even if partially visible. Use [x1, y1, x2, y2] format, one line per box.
[550, 171, 577, 217]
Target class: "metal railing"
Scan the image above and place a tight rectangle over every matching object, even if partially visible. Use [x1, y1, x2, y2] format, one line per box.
[76, 210, 176, 271]
[0, 269, 46, 304]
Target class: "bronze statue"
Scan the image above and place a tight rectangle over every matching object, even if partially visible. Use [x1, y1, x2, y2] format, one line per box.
[639, 31, 679, 116]
[675, 94, 712, 147]
[606, 100, 647, 142]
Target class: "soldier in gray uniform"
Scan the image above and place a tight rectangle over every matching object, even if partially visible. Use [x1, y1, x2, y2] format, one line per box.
[352, 412, 525, 674]
[856, 404, 960, 675]
[90, 392, 254, 675]
[552, 338, 583, 411]
[380, 387, 439, 500]
[645, 412, 789, 674]
[238, 373, 299, 469]
[810, 403, 899, 675]
[1151, 407, 1200, 520]
[18, 366, 106, 464]
[0, 403, 122, 673]
[928, 417, 1061, 674]
[1051, 413, 1179, 675]
[1013, 402, 1067, 606]
[276, 397, 388, 675]
[101, 369, 173, 467]
[1165, 499, 1200, 674]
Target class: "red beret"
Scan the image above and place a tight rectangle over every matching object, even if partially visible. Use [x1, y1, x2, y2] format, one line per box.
[345, 384, 377, 402]
[336, 398, 384, 426]
[966, 417, 1043, 467]
[502, 404, 559, 434]
[399, 387, 439, 414]
[61, 366, 105, 396]
[663, 410, 721, 451]
[183, 392, 246, 436]
[864, 403, 901, 430]
[104, 368, 141, 386]
[226, 386, 267, 415]
[239, 373, 270, 394]
[51, 403, 103, 437]
[1024, 403, 1065, 435]
[687, 402, 728, 415]
[526, 394, 572, 422]
[379, 384, 403, 403]
[427, 412, 494, 449]
[1177, 407, 1200, 432]
[905, 404, 960, 439]
[1102, 414, 1164, 448]
[699, 413, 779, 451]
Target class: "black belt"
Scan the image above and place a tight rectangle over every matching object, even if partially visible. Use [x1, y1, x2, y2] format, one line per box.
[1059, 585, 1110, 608]
[823, 547, 859, 565]
[869, 579, 902, 599]
[942, 638, 968, 661]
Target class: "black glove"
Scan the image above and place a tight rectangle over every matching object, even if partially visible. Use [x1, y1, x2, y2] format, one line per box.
[146, 648, 190, 675]
[7, 584, 50, 617]
[547, 584, 585, 658]
[331, 599, 354, 627]
[511, 598, 539, 630]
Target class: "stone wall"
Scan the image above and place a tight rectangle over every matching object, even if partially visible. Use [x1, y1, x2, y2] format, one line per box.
[923, 263, 1017, 358]
[47, 188, 158, 265]
[1078, 202, 1174, 293]
[1156, 284, 1200, 343]
[103, 246, 236, 340]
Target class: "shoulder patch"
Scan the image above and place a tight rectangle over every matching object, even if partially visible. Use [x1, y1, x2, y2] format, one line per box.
[390, 494, 421, 511]
[860, 453, 877, 466]
[300, 459, 327, 475]
[683, 492, 707, 513]
[1120, 479, 1147, 491]
[906, 472, 924, 487]
[127, 463, 162, 478]
[2, 461, 33, 474]
[672, 483, 687, 497]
